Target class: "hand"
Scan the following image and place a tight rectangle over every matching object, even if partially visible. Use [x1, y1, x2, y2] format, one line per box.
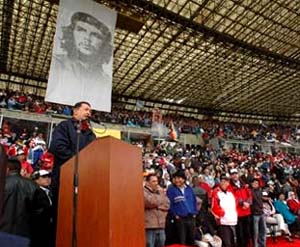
[157, 186, 163, 193]
[20, 168, 28, 177]
[243, 202, 250, 209]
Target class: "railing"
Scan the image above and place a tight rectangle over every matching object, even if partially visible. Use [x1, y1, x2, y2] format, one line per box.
[2, 108, 300, 154]
[0, 108, 152, 146]
[222, 138, 300, 154]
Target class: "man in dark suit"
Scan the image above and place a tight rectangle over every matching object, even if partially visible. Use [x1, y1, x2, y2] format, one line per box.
[31, 169, 55, 247]
[48, 101, 96, 242]
[0, 145, 7, 218]
[49, 101, 96, 189]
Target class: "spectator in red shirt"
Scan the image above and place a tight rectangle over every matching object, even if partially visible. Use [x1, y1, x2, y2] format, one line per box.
[229, 168, 252, 247]
[287, 191, 300, 216]
[211, 174, 237, 247]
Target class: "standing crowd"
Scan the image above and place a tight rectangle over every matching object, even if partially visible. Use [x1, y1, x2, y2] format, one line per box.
[1, 101, 300, 247]
[143, 142, 300, 247]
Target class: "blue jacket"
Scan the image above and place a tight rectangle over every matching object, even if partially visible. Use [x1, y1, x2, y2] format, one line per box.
[167, 184, 197, 218]
[274, 199, 296, 224]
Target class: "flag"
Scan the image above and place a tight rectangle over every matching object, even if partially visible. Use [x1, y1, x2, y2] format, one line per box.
[169, 121, 180, 141]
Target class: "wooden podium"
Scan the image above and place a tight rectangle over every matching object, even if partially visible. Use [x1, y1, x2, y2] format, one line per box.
[56, 136, 145, 247]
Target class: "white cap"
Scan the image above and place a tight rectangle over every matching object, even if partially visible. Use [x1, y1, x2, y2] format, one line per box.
[38, 169, 51, 176]
[229, 168, 238, 174]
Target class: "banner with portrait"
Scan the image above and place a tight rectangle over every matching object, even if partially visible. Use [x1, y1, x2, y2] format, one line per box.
[45, 0, 117, 112]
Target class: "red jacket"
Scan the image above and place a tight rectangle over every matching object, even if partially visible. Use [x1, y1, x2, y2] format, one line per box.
[199, 182, 212, 203]
[229, 180, 252, 217]
[287, 199, 300, 215]
[211, 186, 238, 226]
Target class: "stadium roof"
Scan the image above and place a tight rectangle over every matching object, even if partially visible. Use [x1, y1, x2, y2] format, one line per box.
[0, 0, 300, 122]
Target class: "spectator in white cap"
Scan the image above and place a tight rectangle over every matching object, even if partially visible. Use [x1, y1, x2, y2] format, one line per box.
[211, 174, 237, 247]
[31, 170, 55, 247]
[229, 168, 252, 247]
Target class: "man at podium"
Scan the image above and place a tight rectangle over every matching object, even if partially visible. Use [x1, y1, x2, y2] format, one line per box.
[49, 101, 96, 236]
[49, 101, 96, 188]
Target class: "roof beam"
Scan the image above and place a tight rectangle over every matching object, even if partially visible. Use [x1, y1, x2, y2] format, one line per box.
[117, 0, 300, 70]
[114, 94, 298, 120]
[44, 0, 144, 33]
[0, 0, 14, 71]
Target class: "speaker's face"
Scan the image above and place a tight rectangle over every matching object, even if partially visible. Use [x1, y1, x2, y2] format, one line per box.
[74, 103, 92, 121]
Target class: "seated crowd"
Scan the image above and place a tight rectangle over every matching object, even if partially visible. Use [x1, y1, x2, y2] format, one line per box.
[2, 89, 300, 145]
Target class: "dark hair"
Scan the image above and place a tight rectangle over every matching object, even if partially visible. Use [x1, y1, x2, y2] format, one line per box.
[145, 173, 157, 182]
[251, 178, 260, 183]
[31, 171, 40, 180]
[73, 101, 91, 110]
[60, 12, 113, 66]
[172, 170, 186, 180]
[220, 173, 230, 181]
[7, 158, 21, 172]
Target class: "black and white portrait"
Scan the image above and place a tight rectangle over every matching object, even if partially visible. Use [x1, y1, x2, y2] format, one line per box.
[46, 0, 117, 112]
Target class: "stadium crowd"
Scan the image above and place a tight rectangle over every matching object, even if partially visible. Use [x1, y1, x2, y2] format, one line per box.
[1, 94, 300, 247]
[143, 140, 300, 246]
[2, 89, 300, 145]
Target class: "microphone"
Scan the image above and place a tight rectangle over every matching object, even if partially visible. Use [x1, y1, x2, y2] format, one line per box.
[75, 115, 92, 132]
[76, 119, 82, 134]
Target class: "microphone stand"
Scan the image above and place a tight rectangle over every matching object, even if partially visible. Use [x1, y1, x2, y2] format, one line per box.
[72, 120, 81, 247]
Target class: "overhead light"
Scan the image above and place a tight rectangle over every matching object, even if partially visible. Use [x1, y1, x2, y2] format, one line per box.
[164, 98, 174, 103]
[177, 98, 185, 104]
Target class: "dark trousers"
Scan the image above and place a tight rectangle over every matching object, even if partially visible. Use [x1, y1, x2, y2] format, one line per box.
[165, 213, 177, 246]
[237, 215, 251, 247]
[218, 225, 236, 247]
[289, 218, 300, 234]
[51, 186, 59, 247]
[174, 216, 195, 246]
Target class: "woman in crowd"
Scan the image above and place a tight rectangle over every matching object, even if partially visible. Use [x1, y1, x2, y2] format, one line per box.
[274, 193, 300, 237]
[262, 191, 293, 242]
[287, 191, 300, 216]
